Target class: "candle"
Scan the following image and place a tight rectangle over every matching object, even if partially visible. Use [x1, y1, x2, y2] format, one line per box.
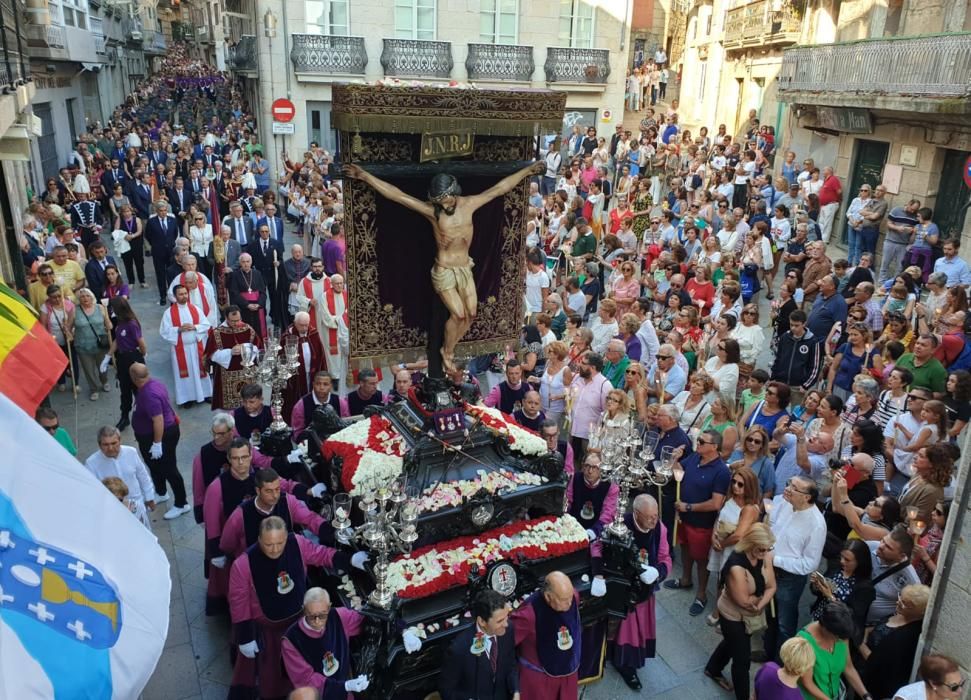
[906, 507, 919, 522]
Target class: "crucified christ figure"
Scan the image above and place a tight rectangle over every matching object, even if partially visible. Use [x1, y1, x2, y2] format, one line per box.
[342, 161, 544, 373]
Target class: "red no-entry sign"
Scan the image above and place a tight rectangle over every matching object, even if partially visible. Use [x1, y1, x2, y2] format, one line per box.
[271, 98, 295, 123]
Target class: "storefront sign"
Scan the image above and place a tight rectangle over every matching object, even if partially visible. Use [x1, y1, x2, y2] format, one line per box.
[815, 107, 873, 134]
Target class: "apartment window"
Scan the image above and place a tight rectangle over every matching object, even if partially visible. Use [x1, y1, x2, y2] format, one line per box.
[306, 0, 349, 35]
[60, 0, 87, 29]
[394, 0, 435, 40]
[480, 0, 517, 44]
[558, 0, 595, 48]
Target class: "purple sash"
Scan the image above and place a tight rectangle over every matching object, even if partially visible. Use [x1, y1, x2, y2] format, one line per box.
[240, 290, 267, 338]
[219, 470, 255, 519]
[284, 611, 350, 700]
[247, 533, 306, 622]
[569, 478, 611, 531]
[241, 497, 293, 550]
[526, 592, 581, 677]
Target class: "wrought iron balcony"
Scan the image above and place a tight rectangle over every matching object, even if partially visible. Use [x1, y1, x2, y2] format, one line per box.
[544, 47, 610, 84]
[465, 42, 534, 82]
[142, 28, 166, 54]
[380, 38, 452, 78]
[290, 34, 367, 75]
[723, 0, 801, 50]
[227, 34, 257, 73]
[777, 33, 971, 112]
[0, 0, 29, 89]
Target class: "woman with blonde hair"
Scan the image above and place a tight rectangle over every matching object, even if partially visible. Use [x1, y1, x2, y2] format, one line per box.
[539, 340, 573, 426]
[754, 636, 816, 699]
[732, 303, 764, 389]
[704, 523, 777, 697]
[672, 374, 713, 440]
[701, 395, 739, 460]
[74, 287, 112, 401]
[589, 389, 632, 451]
[730, 425, 775, 498]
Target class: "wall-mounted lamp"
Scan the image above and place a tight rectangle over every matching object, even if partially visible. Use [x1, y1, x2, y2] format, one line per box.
[263, 9, 277, 38]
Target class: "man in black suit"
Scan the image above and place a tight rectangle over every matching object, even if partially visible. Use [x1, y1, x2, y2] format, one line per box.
[440, 590, 520, 700]
[257, 202, 286, 243]
[201, 144, 218, 170]
[145, 201, 181, 304]
[84, 240, 118, 300]
[168, 176, 190, 228]
[248, 222, 286, 328]
[188, 168, 203, 196]
[147, 140, 167, 170]
[101, 157, 127, 196]
[130, 171, 154, 221]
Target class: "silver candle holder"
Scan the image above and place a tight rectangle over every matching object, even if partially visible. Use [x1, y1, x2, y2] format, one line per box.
[332, 475, 419, 609]
[244, 328, 302, 432]
[590, 420, 672, 538]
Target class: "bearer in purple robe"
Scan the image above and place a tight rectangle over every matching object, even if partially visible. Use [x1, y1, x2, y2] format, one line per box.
[228, 516, 369, 699]
[592, 493, 672, 690]
[565, 453, 620, 540]
[203, 440, 316, 615]
[510, 571, 582, 700]
[219, 467, 328, 558]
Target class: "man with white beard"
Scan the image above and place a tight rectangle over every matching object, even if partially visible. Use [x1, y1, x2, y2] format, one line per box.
[84, 425, 156, 529]
[160, 284, 213, 405]
[319, 274, 349, 390]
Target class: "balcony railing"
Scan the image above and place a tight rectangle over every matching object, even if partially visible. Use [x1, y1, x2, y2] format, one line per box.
[380, 38, 452, 78]
[227, 34, 257, 72]
[724, 0, 801, 49]
[0, 0, 29, 89]
[465, 42, 534, 81]
[778, 33, 971, 101]
[544, 46, 610, 84]
[94, 33, 106, 54]
[290, 34, 367, 75]
[26, 22, 65, 49]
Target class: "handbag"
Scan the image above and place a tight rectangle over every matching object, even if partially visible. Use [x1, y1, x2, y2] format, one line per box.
[743, 610, 767, 635]
[83, 307, 110, 350]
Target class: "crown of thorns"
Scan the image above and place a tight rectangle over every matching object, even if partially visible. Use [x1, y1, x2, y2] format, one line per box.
[428, 174, 461, 202]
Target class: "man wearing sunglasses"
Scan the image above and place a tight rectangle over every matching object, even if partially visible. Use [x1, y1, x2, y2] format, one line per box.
[35, 406, 77, 457]
[663, 431, 729, 618]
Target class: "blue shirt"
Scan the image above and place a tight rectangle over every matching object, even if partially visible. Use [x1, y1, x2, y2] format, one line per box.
[807, 291, 848, 338]
[653, 426, 694, 474]
[933, 255, 971, 288]
[678, 452, 731, 528]
[773, 433, 801, 495]
[648, 363, 687, 402]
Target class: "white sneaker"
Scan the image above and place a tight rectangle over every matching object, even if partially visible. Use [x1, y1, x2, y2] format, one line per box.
[163, 504, 191, 520]
[154, 493, 170, 504]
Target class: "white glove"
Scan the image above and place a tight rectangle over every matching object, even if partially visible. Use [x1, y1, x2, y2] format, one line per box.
[210, 555, 227, 569]
[591, 576, 607, 597]
[309, 483, 327, 498]
[402, 628, 422, 654]
[351, 551, 370, 570]
[99, 355, 111, 373]
[210, 348, 233, 369]
[149, 442, 163, 460]
[238, 640, 259, 659]
[640, 565, 660, 585]
[345, 675, 369, 692]
[286, 448, 304, 464]
[585, 529, 597, 542]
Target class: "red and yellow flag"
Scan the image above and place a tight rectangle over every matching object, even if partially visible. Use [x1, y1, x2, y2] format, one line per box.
[0, 283, 67, 414]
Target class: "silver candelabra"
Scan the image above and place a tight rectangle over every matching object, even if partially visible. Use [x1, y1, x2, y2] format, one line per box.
[240, 328, 302, 432]
[331, 476, 420, 608]
[590, 419, 673, 538]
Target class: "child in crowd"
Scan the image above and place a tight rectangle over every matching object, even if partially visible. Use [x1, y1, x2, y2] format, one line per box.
[740, 369, 769, 414]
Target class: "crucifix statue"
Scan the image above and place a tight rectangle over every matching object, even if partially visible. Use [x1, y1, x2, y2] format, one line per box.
[342, 161, 544, 373]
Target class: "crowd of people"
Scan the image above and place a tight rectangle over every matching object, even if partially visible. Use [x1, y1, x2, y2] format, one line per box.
[12, 41, 971, 700]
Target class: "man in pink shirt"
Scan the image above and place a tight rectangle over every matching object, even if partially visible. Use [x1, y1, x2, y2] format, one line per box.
[567, 351, 612, 461]
[817, 166, 843, 244]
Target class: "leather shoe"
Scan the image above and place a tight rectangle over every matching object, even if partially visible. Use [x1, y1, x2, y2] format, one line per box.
[616, 665, 642, 691]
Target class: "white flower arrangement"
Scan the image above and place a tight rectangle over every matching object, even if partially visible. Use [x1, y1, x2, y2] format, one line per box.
[465, 404, 549, 457]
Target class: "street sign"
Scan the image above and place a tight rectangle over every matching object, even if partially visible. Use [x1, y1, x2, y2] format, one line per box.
[271, 98, 295, 123]
[963, 155, 971, 190]
[272, 122, 295, 135]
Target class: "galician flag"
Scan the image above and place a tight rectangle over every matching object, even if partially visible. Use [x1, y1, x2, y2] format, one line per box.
[0, 393, 171, 697]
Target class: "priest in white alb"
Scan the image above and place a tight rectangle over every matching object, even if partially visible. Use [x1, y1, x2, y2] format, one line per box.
[160, 284, 214, 406]
[84, 424, 156, 529]
[167, 259, 218, 327]
[319, 273, 349, 390]
[293, 257, 328, 340]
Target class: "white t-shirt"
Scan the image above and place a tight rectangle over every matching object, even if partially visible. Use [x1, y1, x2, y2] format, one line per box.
[525, 269, 551, 313]
[545, 151, 562, 179]
[567, 290, 586, 315]
[883, 411, 922, 477]
[893, 682, 926, 700]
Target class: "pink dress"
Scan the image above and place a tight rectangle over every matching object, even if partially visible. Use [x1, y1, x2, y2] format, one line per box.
[612, 277, 641, 316]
